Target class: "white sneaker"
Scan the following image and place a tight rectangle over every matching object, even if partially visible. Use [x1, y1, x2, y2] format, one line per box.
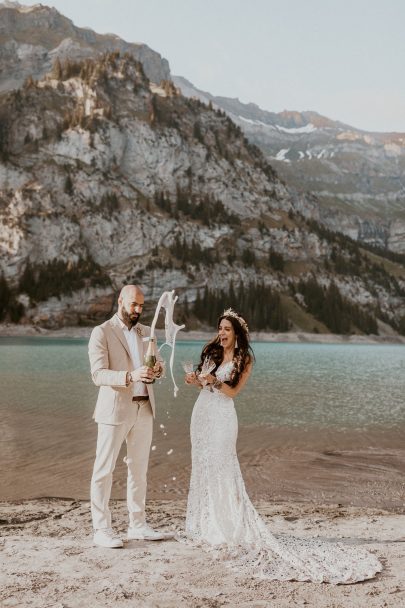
[93, 527, 123, 548]
[127, 523, 172, 541]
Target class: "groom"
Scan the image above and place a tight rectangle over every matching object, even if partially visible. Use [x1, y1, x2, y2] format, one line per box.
[88, 284, 165, 548]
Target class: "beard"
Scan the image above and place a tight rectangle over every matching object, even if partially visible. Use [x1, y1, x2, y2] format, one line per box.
[121, 306, 140, 329]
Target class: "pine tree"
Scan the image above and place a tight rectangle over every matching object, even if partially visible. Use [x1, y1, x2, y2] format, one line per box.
[193, 121, 203, 143]
[269, 248, 284, 271]
[64, 174, 74, 195]
[0, 118, 9, 162]
[398, 316, 405, 336]
[52, 58, 63, 80]
[0, 273, 11, 321]
[18, 262, 33, 295]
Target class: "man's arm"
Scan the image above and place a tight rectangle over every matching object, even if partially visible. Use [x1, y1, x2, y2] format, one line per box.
[88, 325, 128, 387]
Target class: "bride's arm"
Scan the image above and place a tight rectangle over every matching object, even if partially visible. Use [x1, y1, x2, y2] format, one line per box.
[208, 362, 253, 398]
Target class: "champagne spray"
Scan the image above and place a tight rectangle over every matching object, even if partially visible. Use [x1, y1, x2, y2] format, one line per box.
[146, 290, 185, 396]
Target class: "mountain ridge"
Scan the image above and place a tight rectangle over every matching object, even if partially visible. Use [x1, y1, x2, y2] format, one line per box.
[0, 1, 170, 88]
[0, 52, 404, 335]
[173, 76, 405, 253]
[0, 3, 404, 334]
[173, 75, 405, 138]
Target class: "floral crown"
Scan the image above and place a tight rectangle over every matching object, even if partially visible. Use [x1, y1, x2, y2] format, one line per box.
[222, 308, 249, 333]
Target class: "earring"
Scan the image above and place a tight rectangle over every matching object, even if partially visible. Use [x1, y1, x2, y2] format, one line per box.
[235, 338, 238, 349]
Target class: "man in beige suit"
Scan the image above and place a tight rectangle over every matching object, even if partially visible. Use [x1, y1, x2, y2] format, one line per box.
[89, 284, 166, 548]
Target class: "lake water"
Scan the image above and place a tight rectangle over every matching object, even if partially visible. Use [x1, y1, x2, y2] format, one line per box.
[1, 338, 405, 503]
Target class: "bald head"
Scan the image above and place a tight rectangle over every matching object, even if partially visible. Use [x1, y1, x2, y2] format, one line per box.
[118, 284, 145, 328]
[119, 284, 144, 301]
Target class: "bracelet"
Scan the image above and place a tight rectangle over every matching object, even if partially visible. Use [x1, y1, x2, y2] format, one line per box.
[213, 379, 222, 390]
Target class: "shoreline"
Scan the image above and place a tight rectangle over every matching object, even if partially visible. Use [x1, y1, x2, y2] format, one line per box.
[1, 322, 405, 344]
[3, 424, 405, 509]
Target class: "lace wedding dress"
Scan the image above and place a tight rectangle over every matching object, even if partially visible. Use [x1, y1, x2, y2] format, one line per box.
[185, 362, 382, 584]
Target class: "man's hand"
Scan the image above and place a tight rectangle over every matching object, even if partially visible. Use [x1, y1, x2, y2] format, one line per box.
[130, 366, 155, 383]
[153, 361, 164, 378]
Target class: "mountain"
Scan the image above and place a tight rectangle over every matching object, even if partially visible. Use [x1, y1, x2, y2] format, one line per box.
[173, 76, 405, 254]
[0, 1, 170, 88]
[2, 2, 404, 256]
[0, 51, 404, 335]
[0, 3, 404, 334]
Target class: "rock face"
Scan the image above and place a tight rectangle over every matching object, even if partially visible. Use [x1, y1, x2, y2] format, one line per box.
[0, 4, 403, 331]
[3, 1, 403, 255]
[0, 52, 404, 331]
[173, 76, 405, 253]
[0, 1, 170, 88]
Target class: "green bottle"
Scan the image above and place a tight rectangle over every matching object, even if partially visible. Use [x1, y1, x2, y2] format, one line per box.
[143, 337, 156, 384]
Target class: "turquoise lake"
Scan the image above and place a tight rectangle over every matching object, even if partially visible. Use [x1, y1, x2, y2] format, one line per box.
[1, 338, 405, 427]
[1, 338, 405, 500]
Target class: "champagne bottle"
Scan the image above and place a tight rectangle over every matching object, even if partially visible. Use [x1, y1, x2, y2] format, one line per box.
[143, 337, 156, 384]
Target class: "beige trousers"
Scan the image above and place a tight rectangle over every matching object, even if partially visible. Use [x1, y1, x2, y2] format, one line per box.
[90, 400, 153, 530]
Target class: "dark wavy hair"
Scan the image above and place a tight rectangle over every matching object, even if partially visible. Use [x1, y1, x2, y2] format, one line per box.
[197, 311, 254, 388]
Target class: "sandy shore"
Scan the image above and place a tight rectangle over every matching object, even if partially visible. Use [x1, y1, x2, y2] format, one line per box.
[1, 498, 404, 608]
[2, 324, 404, 606]
[2, 429, 404, 607]
[1, 322, 405, 344]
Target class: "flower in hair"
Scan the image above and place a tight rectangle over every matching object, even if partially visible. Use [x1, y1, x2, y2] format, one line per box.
[222, 308, 249, 333]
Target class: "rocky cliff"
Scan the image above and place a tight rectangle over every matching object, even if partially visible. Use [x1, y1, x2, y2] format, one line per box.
[0, 3, 404, 333]
[0, 52, 404, 334]
[2, 1, 403, 257]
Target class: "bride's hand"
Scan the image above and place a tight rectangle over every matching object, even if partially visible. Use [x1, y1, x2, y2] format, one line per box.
[184, 372, 200, 386]
[203, 373, 216, 385]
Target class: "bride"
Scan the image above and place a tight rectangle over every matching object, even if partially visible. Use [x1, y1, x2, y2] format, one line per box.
[184, 308, 382, 584]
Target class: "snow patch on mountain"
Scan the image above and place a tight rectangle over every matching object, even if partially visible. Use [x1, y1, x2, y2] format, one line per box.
[276, 123, 316, 134]
[275, 149, 290, 162]
[238, 115, 275, 129]
[236, 117, 317, 135]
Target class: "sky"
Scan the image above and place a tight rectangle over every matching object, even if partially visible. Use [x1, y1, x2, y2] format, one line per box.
[16, 0, 405, 132]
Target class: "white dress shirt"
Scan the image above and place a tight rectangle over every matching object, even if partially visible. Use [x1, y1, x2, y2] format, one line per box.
[116, 315, 148, 397]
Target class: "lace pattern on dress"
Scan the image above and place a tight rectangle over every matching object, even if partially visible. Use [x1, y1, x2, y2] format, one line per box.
[182, 362, 382, 584]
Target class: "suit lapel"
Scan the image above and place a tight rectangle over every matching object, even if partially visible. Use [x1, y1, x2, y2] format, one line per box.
[110, 315, 131, 359]
[136, 324, 149, 358]
[136, 330, 143, 359]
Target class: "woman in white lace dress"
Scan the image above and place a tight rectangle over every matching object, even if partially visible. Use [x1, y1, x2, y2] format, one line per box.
[184, 308, 382, 584]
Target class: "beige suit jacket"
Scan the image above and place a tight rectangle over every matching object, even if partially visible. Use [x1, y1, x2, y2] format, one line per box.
[88, 314, 160, 424]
